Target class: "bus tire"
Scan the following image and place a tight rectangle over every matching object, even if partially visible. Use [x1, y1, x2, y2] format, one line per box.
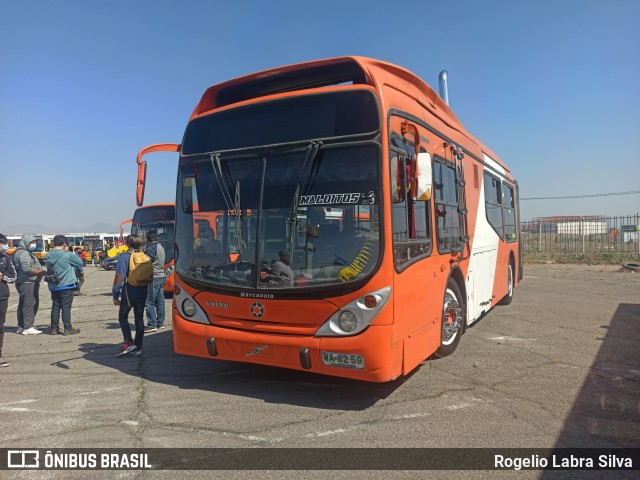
[433, 278, 464, 358]
[498, 260, 515, 305]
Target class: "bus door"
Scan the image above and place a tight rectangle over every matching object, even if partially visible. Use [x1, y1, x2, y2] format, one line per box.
[436, 142, 472, 323]
[389, 118, 439, 370]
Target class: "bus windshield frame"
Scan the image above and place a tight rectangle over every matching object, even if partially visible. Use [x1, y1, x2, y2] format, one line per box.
[175, 90, 383, 295]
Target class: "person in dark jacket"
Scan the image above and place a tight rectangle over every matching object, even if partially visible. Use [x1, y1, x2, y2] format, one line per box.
[0, 234, 17, 367]
[12, 234, 46, 335]
[144, 230, 166, 332]
[45, 235, 83, 335]
[112, 234, 148, 356]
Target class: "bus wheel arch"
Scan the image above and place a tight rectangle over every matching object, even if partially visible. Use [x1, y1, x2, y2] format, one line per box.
[433, 271, 466, 358]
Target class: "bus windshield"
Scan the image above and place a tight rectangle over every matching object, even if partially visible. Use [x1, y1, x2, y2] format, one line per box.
[131, 222, 175, 264]
[132, 205, 176, 264]
[176, 143, 381, 290]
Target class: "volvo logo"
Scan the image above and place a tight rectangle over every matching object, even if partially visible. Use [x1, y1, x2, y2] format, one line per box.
[250, 302, 264, 319]
[206, 301, 229, 309]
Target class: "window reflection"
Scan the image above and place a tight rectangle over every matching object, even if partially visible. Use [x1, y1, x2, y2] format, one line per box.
[175, 145, 381, 289]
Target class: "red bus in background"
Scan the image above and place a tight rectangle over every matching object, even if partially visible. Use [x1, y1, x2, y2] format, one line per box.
[131, 203, 176, 295]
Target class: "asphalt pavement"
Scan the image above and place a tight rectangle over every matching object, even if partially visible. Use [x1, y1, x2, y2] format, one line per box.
[0, 264, 638, 479]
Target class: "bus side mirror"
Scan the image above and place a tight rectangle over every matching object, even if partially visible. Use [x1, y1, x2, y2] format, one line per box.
[119, 218, 132, 242]
[136, 143, 180, 207]
[414, 152, 432, 201]
[401, 121, 430, 201]
[136, 162, 147, 207]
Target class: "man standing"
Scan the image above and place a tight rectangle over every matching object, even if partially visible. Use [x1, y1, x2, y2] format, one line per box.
[45, 235, 82, 335]
[0, 234, 17, 367]
[144, 230, 166, 332]
[113, 234, 149, 356]
[12, 234, 46, 335]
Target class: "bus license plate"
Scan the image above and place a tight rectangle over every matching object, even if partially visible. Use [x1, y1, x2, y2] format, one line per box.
[321, 351, 364, 369]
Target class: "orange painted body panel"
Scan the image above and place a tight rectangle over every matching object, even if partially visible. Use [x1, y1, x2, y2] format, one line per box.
[192, 291, 340, 335]
[173, 310, 398, 382]
[393, 257, 447, 374]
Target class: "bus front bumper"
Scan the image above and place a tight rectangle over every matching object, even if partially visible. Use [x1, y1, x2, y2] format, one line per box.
[172, 313, 396, 382]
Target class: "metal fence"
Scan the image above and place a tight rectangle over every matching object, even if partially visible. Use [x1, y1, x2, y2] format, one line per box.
[521, 214, 640, 258]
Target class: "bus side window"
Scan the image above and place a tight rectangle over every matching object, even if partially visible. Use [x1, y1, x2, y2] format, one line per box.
[391, 154, 404, 203]
[434, 160, 461, 252]
[390, 132, 432, 269]
[484, 172, 504, 239]
[503, 183, 517, 242]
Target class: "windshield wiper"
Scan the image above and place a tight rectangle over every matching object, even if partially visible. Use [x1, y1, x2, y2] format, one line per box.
[211, 153, 235, 214]
[287, 141, 322, 255]
[211, 153, 244, 254]
[233, 179, 242, 254]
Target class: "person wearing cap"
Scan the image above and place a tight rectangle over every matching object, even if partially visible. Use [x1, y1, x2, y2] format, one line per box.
[0, 234, 17, 367]
[144, 230, 166, 332]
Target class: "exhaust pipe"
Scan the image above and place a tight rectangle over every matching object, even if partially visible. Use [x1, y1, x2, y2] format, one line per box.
[439, 70, 449, 106]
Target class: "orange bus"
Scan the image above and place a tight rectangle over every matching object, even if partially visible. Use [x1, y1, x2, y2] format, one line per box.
[136, 57, 521, 382]
[130, 203, 176, 295]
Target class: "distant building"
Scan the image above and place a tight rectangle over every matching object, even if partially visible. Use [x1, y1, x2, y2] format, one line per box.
[527, 216, 608, 236]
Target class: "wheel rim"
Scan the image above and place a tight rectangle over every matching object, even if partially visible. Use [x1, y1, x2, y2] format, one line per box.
[507, 264, 513, 298]
[442, 288, 462, 346]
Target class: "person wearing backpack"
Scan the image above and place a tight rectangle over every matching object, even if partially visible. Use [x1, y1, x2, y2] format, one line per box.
[112, 234, 153, 356]
[45, 235, 83, 335]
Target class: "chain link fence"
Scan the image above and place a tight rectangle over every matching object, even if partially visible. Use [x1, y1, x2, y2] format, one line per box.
[521, 214, 640, 259]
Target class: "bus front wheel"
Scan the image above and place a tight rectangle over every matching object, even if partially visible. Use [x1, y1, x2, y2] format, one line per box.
[433, 278, 464, 358]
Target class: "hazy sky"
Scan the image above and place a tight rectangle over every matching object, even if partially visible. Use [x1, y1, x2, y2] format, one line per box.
[1, 0, 639, 231]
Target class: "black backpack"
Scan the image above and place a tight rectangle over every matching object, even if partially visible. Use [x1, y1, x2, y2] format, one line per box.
[44, 254, 64, 284]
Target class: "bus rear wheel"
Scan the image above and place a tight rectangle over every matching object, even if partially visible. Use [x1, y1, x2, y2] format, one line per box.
[498, 261, 514, 305]
[433, 278, 464, 358]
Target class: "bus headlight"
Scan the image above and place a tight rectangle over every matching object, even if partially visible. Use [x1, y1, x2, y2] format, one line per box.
[182, 299, 197, 317]
[316, 286, 391, 337]
[338, 311, 358, 332]
[165, 265, 174, 277]
[174, 287, 211, 324]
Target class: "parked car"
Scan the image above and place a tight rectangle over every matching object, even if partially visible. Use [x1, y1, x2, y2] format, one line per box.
[101, 254, 121, 270]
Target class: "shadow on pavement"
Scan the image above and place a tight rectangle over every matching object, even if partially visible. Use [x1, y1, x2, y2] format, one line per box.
[540, 303, 640, 479]
[78, 329, 404, 411]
